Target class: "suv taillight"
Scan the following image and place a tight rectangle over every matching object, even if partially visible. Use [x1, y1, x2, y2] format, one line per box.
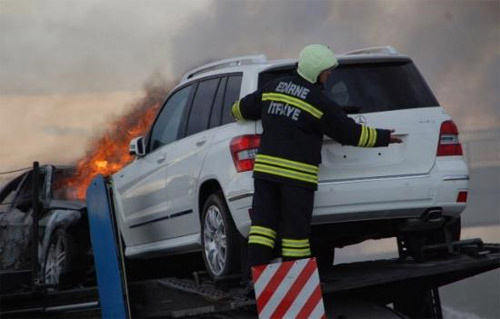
[230, 135, 261, 172]
[437, 120, 463, 156]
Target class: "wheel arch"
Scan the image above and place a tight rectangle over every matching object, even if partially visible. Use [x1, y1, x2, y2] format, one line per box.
[40, 209, 85, 267]
[198, 179, 225, 222]
[197, 178, 242, 278]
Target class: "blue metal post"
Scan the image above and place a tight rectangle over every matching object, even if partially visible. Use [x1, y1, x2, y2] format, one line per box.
[86, 175, 129, 319]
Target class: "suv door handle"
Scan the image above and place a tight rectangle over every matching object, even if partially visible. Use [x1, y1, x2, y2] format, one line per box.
[156, 154, 166, 164]
[196, 137, 207, 147]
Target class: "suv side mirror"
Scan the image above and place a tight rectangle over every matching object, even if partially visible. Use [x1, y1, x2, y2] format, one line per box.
[129, 136, 146, 157]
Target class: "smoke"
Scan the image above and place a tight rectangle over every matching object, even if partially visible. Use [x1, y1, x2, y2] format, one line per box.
[168, 1, 333, 74]
[0, 0, 204, 95]
[166, 0, 499, 131]
[82, 72, 171, 157]
[59, 74, 172, 198]
[0, 0, 498, 172]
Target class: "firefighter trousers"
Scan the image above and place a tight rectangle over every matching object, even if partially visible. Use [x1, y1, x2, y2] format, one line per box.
[248, 178, 314, 267]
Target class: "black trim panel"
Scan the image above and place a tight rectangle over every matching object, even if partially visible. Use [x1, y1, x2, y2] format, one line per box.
[130, 209, 193, 229]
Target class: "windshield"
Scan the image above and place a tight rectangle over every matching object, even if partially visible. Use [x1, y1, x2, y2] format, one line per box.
[259, 61, 439, 113]
[52, 168, 81, 201]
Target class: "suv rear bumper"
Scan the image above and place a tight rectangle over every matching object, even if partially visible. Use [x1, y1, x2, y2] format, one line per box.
[313, 177, 467, 224]
[227, 157, 468, 238]
[313, 156, 468, 223]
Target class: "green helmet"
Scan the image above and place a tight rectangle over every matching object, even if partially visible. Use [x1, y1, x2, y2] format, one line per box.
[297, 44, 338, 84]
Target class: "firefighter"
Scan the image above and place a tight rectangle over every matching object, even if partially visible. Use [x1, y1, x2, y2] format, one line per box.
[231, 44, 402, 269]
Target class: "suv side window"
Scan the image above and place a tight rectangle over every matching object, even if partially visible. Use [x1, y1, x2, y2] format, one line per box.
[185, 78, 220, 137]
[221, 75, 242, 125]
[14, 171, 43, 213]
[209, 77, 227, 129]
[149, 85, 193, 152]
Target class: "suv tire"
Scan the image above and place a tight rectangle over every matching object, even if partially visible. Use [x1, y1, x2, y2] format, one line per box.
[201, 192, 240, 279]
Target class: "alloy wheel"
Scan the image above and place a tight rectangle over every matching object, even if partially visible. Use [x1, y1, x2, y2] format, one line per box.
[203, 205, 227, 276]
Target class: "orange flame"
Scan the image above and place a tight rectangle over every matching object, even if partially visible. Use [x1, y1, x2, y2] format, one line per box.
[60, 81, 169, 199]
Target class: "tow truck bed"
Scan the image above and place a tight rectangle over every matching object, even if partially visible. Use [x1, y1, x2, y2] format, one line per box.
[2, 244, 498, 318]
[1, 174, 498, 318]
[322, 244, 500, 295]
[130, 244, 500, 318]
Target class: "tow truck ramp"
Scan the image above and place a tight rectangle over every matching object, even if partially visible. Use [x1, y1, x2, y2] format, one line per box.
[1, 175, 498, 318]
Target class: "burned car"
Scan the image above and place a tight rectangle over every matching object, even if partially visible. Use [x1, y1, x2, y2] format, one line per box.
[0, 165, 92, 290]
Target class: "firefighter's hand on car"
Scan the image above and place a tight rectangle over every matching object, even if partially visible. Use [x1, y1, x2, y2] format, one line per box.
[389, 129, 403, 144]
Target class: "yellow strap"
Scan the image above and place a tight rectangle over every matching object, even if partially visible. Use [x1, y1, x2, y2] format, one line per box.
[282, 248, 312, 257]
[262, 93, 323, 119]
[250, 225, 276, 238]
[367, 128, 377, 147]
[249, 236, 275, 248]
[231, 100, 244, 121]
[254, 163, 317, 184]
[358, 126, 379, 147]
[358, 125, 367, 147]
[282, 238, 310, 248]
[282, 238, 309, 244]
[256, 154, 318, 174]
[365, 126, 371, 147]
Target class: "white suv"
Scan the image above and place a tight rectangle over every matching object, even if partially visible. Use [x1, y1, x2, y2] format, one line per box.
[112, 47, 468, 278]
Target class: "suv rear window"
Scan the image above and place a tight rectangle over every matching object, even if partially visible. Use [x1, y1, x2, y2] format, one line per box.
[259, 61, 439, 113]
[209, 77, 227, 128]
[185, 78, 220, 137]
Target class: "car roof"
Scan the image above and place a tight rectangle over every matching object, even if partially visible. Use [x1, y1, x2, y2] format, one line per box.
[178, 46, 411, 86]
[0, 165, 75, 187]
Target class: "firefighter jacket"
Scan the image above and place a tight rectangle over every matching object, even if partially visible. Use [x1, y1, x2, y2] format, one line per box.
[231, 73, 391, 190]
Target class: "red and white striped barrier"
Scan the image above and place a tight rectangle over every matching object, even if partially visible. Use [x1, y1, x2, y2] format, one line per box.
[252, 257, 326, 319]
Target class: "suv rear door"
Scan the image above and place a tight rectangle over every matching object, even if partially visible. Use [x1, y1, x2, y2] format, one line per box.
[259, 59, 442, 181]
[160, 73, 243, 240]
[319, 59, 441, 181]
[258, 59, 446, 213]
[161, 76, 223, 238]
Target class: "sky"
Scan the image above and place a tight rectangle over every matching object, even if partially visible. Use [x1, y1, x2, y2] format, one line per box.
[0, 0, 499, 171]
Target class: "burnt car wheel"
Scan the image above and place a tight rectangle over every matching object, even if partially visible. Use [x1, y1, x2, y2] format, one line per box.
[43, 228, 79, 287]
[201, 192, 240, 279]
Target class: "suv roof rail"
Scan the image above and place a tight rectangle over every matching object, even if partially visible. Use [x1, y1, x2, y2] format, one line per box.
[344, 46, 399, 56]
[181, 54, 268, 81]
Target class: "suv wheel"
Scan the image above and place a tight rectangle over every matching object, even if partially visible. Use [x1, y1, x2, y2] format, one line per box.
[43, 228, 79, 287]
[201, 192, 240, 279]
